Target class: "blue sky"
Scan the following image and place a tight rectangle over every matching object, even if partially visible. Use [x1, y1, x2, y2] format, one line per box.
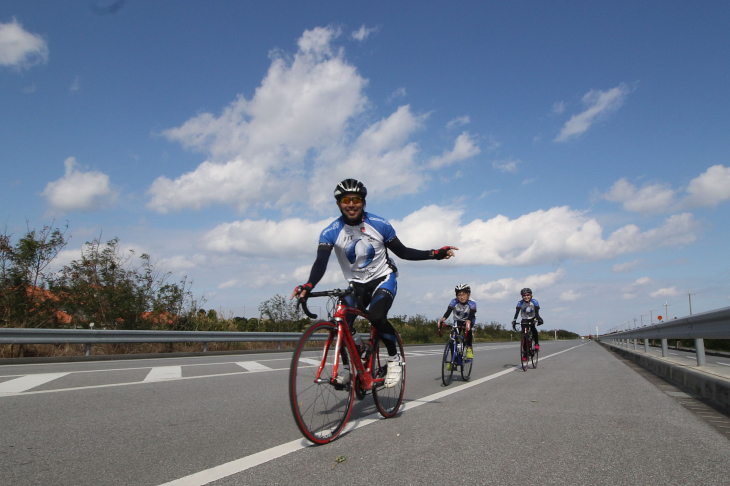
[2, 1, 729, 335]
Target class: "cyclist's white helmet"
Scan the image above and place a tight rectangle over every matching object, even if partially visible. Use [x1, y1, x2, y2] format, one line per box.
[334, 178, 367, 200]
[455, 283, 470, 294]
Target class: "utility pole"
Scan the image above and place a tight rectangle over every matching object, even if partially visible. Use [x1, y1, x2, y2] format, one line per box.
[633, 317, 637, 328]
[649, 309, 654, 325]
[664, 301, 671, 321]
[640, 315, 645, 327]
[687, 289, 695, 315]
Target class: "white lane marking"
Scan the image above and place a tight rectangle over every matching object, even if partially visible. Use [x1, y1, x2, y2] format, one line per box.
[669, 353, 678, 356]
[716, 362, 730, 367]
[144, 366, 182, 382]
[158, 343, 585, 486]
[236, 361, 272, 372]
[297, 358, 322, 366]
[0, 373, 70, 394]
[0, 368, 291, 398]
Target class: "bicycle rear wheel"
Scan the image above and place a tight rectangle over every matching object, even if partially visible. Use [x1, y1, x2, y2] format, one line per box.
[442, 341, 455, 386]
[531, 346, 538, 369]
[520, 337, 528, 371]
[461, 346, 472, 381]
[372, 332, 405, 418]
[289, 320, 354, 444]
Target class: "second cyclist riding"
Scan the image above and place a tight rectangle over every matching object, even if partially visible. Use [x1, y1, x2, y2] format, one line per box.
[440, 323, 472, 385]
[289, 287, 406, 445]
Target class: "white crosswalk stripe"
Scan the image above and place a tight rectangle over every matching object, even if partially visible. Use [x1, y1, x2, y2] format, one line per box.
[0, 373, 70, 394]
[236, 361, 272, 372]
[144, 366, 182, 382]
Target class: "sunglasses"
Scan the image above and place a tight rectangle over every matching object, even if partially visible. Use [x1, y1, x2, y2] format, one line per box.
[340, 196, 364, 204]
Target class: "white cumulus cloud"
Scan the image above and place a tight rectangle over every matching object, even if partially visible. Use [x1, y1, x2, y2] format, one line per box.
[555, 83, 631, 142]
[492, 158, 519, 173]
[391, 205, 699, 266]
[351, 25, 377, 41]
[42, 157, 117, 212]
[471, 269, 566, 302]
[682, 164, 730, 209]
[602, 165, 730, 214]
[603, 178, 677, 214]
[650, 287, 681, 298]
[0, 18, 48, 70]
[429, 132, 481, 168]
[149, 26, 450, 215]
[560, 290, 581, 301]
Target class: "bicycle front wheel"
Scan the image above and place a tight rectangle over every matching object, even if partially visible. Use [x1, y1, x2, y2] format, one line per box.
[372, 332, 405, 418]
[442, 341, 455, 386]
[461, 347, 472, 381]
[520, 337, 528, 371]
[531, 346, 538, 369]
[289, 320, 354, 444]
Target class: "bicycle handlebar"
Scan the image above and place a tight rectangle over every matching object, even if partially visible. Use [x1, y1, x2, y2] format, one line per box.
[297, 288, 354, 320]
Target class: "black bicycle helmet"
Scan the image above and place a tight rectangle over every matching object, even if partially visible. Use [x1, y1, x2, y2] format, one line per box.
[455, 283, 470, 294]
[520, 288, 532, 296]
[334, 178, 367, 200]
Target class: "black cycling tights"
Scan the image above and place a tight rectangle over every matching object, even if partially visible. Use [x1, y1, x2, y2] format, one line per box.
[521, 320, 539, 352]
[345, 287, 398, 357]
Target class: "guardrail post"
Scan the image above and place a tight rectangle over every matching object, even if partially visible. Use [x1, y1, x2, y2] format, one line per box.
[85, 343, 91, 356]
[695, 338, 706, 367]
[633, 339, 637, 350]
[643, 338, 649, 353]
[661, 339, 668, 357]
[277, 341, 282, 349]
[203, 342, 208, 353]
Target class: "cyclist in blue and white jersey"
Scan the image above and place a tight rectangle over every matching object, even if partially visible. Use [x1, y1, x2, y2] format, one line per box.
[511, 287, 543, 361]
[292, 178, 458, 388]
[438, 283, 477, 360]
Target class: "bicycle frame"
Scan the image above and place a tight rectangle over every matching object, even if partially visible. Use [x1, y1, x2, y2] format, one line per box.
[309, 294, 384, 392]
[446, 325, 467, 365]
[521, 325, 533, 352]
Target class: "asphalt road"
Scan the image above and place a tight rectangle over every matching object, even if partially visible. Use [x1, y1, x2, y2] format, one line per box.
[1, 340, 729, 485]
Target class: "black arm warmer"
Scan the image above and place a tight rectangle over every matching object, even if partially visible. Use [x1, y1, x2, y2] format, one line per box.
[306, 244, 333, 287]
[385, 236, 431, 261]
[513, 308, 520, 320]
[442, 307, 454, 320]
[534, 306, 541, 318]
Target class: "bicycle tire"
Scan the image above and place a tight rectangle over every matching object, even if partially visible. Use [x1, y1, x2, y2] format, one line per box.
[520, 336, 528, 371]
[372, 332, 406, 418]
[531, 346, 538, 369]
[442, 340, 455, 386]
[289, 320, 354, 444]
[461, 346, 472, 381]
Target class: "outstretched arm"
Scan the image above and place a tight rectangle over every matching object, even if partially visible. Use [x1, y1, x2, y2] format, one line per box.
[385, 237, 458, 261]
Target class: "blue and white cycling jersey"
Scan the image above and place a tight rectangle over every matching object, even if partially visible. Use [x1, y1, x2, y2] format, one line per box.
[516, 298, 539, 320]
[448, 298, 477, 323]
[319, 212, 398, 284]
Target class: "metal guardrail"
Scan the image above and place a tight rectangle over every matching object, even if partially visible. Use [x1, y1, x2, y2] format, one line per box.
[598, 306, 730, 367]
[0, 328, 331, 356]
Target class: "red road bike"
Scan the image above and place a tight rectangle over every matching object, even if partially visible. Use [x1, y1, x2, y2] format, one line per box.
[289, 287, 406, 444]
